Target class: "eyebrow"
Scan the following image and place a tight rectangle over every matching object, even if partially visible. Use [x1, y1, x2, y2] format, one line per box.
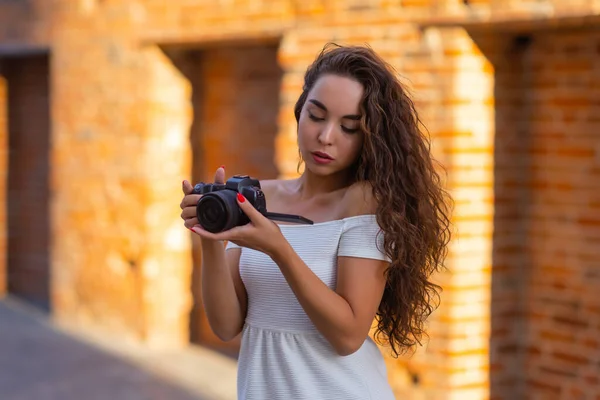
[308, 99, 361, 120]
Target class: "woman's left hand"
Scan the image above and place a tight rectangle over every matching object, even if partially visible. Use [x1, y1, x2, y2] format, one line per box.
[190, 192, 287, 257]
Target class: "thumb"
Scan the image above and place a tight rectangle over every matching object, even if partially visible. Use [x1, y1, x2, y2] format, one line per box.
[214, 165, 225, 185]
[182, 180, 194, 195]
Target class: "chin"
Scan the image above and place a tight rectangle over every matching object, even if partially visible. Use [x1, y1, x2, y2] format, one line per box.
[305, 163, 346, 177]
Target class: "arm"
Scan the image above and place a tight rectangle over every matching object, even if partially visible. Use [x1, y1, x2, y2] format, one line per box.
[269, 243, 388, 356]
[199, 240, 247, 342]
[270, 182, 387, 355]
[181, 172, 247, 342]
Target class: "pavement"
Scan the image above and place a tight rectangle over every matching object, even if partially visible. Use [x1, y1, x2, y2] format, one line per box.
[0, 297, 238, 400]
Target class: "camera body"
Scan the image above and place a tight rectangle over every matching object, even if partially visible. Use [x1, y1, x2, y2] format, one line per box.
[192, 175, 267, 233]
[192, 174, 313, 233]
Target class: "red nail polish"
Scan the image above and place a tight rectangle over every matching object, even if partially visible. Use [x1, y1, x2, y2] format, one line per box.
[220, 165, 225, 169]
[237, 193, 245, 203]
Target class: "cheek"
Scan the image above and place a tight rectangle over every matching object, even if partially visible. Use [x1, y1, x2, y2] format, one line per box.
[296, 122, 306, 145]
[297, 116, 314, 144]
[342, 136, 363, 161]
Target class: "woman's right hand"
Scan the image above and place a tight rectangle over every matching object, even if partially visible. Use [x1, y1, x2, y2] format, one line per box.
[180, 166, 225, 229]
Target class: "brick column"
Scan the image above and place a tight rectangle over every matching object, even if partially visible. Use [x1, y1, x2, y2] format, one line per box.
[439, 28, 495, 400]
[50, 6, 194, 349]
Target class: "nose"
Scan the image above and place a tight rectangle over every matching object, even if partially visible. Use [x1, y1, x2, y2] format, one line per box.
[317, 122, 335, 145]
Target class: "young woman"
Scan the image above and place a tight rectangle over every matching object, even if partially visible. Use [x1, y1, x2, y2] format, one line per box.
[180, 43, 452, 400]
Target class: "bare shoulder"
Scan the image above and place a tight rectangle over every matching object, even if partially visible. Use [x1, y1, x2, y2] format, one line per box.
[258, 178, 281, 196]
[342, 181, 378, 217]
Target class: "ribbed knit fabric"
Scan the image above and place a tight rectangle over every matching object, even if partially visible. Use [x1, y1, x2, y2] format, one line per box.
[226, 215, 396, 400]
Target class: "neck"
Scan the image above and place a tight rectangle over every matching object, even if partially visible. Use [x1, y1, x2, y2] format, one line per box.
[295, 168, 354, 199]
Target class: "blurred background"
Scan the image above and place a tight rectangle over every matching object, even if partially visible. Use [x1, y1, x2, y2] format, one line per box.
[0, 0, 599, 399]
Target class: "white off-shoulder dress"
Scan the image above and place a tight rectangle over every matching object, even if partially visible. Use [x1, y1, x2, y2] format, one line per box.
[225, 214, 396, 400]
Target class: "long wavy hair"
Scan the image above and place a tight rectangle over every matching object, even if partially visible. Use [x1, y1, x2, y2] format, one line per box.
[294, 43, 453, 357]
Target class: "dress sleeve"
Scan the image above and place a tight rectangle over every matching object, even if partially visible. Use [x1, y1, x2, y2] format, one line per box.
[338, 215, 391, 262]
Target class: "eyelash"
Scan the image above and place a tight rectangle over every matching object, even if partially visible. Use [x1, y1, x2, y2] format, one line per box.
[308, 112, 359, 134]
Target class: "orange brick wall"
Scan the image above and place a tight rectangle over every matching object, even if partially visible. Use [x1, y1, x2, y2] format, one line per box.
[435, 30, 495, 400]
[0, 1, 598, 399]
[510, 29, 599, 398]
[525, 30, 600, 398]
[468, 26, 600, 399]
[46, 5, 197, 347]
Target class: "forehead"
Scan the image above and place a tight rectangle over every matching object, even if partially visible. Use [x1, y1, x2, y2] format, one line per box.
[307, 74, 364, 113]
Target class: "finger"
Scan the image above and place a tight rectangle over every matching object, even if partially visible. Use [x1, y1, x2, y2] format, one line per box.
[190, 225, 230, 241]
[183, 218, 199, 229]
[191, 223, 248, 241]
[236, 193, 263, 223]
[182, 180, 194, 195]
[180, 194, 202, 209]
[180, 207, 198, 220]
[214, 165, 225, 185]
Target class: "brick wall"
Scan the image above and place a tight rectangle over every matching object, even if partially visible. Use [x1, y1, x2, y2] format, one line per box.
[526, 30, 599, 398]
[46, 5, 187, 347]
[437, 29, 495, 400]
[472, 26, 600, 399]
[0, 1, 598, 399]
[511, 29, 599, 399]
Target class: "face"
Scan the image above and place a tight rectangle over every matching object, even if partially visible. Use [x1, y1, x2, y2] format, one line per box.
[297, 74, 364, 176]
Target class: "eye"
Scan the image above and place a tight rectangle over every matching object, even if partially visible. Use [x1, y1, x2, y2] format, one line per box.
[341, 126, 359, 134]
[308, 112, 324, 122]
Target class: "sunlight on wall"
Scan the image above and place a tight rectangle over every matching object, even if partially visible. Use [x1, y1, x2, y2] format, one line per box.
[447, 28, 495, 400]
[143, 45, 194, 348]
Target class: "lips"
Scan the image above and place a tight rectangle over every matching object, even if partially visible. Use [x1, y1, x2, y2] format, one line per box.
[312, 151, 334, 160]
[311, 151, 334, 165]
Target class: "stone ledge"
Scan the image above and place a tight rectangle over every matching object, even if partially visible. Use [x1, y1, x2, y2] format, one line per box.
[415, 11, 600, 32]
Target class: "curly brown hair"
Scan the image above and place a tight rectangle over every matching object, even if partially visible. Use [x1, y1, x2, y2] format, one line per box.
[294, 43, 453, 357]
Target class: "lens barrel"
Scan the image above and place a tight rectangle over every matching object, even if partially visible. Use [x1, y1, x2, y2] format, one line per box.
[196, 191, 239, 233]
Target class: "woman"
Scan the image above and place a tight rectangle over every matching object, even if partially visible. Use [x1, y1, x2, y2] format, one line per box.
[180, 43, 452, 399]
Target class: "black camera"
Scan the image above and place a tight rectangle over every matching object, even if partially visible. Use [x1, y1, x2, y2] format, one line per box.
[192, 174, 313, 233]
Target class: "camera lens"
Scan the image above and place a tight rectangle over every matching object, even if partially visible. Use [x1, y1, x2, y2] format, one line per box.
[196, 191, 239, 233]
